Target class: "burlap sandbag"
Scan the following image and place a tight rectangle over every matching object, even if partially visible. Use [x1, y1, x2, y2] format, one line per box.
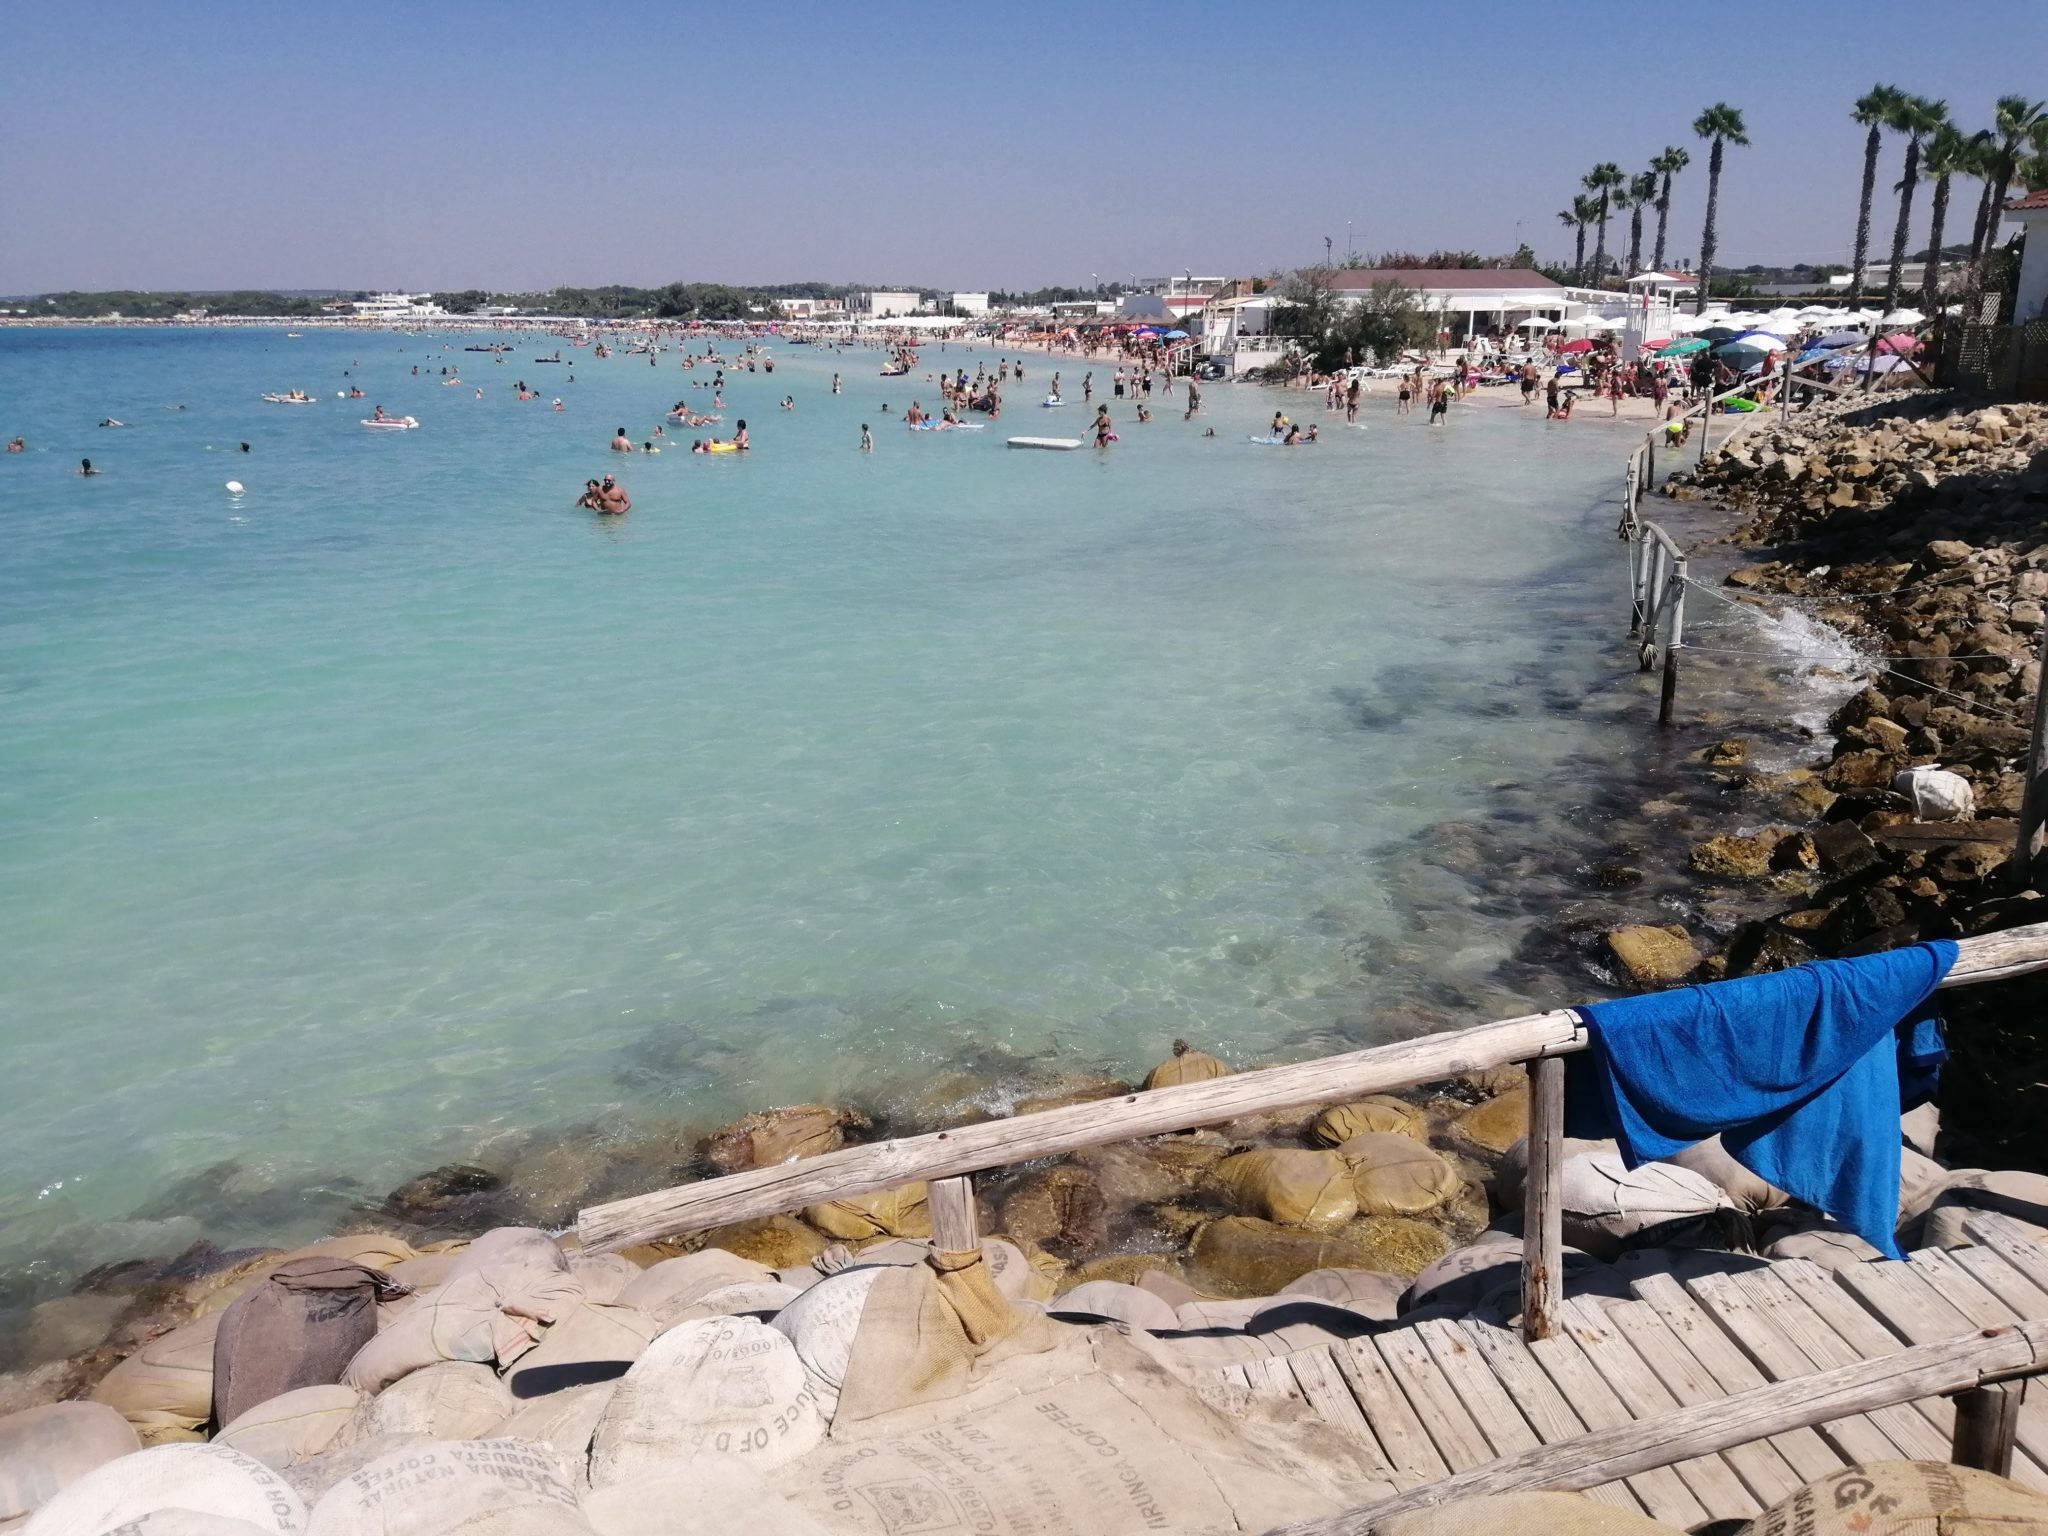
[213, 1383, 363, 1470]
[802, 1182, 930, 1241]
[1311, 1095, 1428, 1146]
[660, 1280, 804, 1328]
[1341, 1133, 1463, 1216]
[617, 1250, 774, 1326]
[503, 1302, 659, 1399]
[1661, 1135, 1790, 1216]
[0, 1401, 141, 1522]
[304, 1438, 582, 1536]
[580, 1455, 833, 1536]
[1211, 1149, 1359, 1229]
[341, 1243, 582, 1394]
[589, 1316, 827, 1485]
[190, 1234, 417, 1322]
[772, 1331, 1362, 1535]
[1047, 1281, 1179, 1331]
[1142, 1039, 1231, 1088]
[831, 1249, 1061, 1424]
[1280, 1268, 1408, 1321]
[568, 1254, 642, 1306]
[21, 1444, 306, 1536]
[91, 1312, 222, 1442]
[336, 1360, 511, 1446]
[212, 1256, 398, 1427]
[75, 1514, 275, 1536]
[488, 1381, 616, 1462]
[1560, 1150, 1727, 1260]
[1744, 1460, 2048, 1535]
[1371, 1490, 1686, 1534]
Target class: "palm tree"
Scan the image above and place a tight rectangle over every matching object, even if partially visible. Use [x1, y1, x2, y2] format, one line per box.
[1883, 95, 1949, 313]
[1691, 105, 1750, 315]
[1649, 147, 1689, 270]
[1971, 97, 2048, 268]
[1621, 171, 1658, 277]
[1848, 85, 1907, 310]
[1583, 163, 1625, 284]
[1558, 196, 1597, 284]
[1918, 123, 1978, 315]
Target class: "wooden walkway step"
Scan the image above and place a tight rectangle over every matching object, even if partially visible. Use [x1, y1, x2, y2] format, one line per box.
[1188, 1226, 2048, 1524]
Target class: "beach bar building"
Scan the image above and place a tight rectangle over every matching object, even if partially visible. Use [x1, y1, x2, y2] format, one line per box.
[1325, 267, 1573, 340]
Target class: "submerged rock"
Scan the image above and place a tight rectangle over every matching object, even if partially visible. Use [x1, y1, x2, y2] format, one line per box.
[699, 1216, 831, 1269]
[699, 1105, 868, 1175]
[1604, 925, 1702, 986]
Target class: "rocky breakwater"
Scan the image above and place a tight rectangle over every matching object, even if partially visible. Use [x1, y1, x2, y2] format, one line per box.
[1640, 396, 2048, 1169]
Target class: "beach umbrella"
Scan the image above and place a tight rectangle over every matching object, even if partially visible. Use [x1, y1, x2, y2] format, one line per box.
[1516, 315, 1555, 329]
[1714, 341, 1774, 368]
[1695, 326, 1743, 343]
[1812, 330, 1869, 348]
[1557, 338, 1596, 354]
[1162, 330, 1189, 340]
[1655, 337, 1710, 357]
[1879, 308, 1925, 327]
[1733, 331, 1786, 349]
[1861, 354, 1914, 373]
[1877, 332, 1920, 352]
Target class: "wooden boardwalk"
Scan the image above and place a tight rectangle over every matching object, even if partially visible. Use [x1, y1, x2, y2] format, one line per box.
[1192, 1212, 2048, 1527]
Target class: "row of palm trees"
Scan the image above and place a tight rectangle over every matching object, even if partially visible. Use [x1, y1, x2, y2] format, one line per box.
[1847, 88, 2047, 317]
[1558, 106, 1749, 316]
[1560, 93, 2048, 318]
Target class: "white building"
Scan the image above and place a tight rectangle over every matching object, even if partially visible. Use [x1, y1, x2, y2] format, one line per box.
[949, 292, 990, 316]
[853, 290, 921, 319]
[351, 292, 447, 319]
[2009, 188, 2048, 323]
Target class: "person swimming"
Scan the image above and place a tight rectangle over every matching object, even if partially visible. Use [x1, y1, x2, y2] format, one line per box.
[5, 437, 23, 453]
[732, 420, 749, 450]
[77, 458, 100, 475]
[611, 427, 634, 452]
[575, 478, 603, 510]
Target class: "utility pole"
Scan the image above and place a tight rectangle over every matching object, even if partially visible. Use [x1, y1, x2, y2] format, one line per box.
[1324, 235, 1334, 267]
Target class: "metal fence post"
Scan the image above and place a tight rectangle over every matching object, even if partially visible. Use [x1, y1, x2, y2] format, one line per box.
[1659, 556, 1687, 727]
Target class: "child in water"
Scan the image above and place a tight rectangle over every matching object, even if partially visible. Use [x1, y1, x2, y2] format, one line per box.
[860, 425, 873, 452]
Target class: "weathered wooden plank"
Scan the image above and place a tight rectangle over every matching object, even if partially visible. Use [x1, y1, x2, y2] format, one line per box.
[1522, 1056, 1565, 1342]
[1287, 1348, 1392, 1472]
[1267, 1318, 2048, 1536]
[1738, 1267, 1959, 1462]
[1334, 1336, 1451, 1487]
[1602, 1292, 1803, 1505]
[1414, 1319, 1541, 1457]
[1688, 1271, 1913, 1465]
[1528, 1319, 1710, 1527]
[1890, 1251, 2048, 1482]
[1950, 1243, 2048, 1318]
[577, 1009, 1587, 1249]
[1629, 1271, 1842, 1483]
[1242, 1353, 1309, 1408]
[1459, 1322, 1644, 1514]
[1960, 1213, 2048, 1299]
[1831, 1259, 2048, 1474]
[1558, 1299, 1758, 1520]
[1375, 1328, 1500, 1472]
[579, 920, 2048, 1251]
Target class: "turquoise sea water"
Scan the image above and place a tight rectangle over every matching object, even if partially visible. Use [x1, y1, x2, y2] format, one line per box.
[0, 326, 1643, 1273]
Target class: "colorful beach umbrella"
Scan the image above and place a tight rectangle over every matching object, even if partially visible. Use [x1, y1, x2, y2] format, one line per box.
[1556, 339, 1596, 354]
[1695, 326, 1743, 344]
[1877, 332, 1920, 352]
[1655, 338, 1710, 356]
[1812, 330, 1869, 348]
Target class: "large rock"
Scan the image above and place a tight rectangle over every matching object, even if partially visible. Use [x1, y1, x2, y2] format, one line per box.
[699, 1216, 831, 1269]
[1188, 1218, 1386, 1298]
[1689, 831, 1790, 879]
[699, 1106, 867, 1176]
[1604, 926, 1702, 986]
[998, 1166, 1111, 1256]
[1449, 1083, 1531, 1154]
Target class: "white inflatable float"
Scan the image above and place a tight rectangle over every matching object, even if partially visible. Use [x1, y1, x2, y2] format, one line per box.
[360, 416, 419, 430]
[1006, 436, 1083, 451]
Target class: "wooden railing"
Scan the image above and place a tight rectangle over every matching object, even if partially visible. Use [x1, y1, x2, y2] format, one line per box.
[577, 921, 2048, 1343]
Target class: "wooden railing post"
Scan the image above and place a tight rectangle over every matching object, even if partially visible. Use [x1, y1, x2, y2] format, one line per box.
[1521, 1054, 1565, 1342]
[928, 1175, 980, 1254]
[1952, 1383, 2023, 1477]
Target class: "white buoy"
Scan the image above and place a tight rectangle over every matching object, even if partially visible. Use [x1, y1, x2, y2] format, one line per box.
[225, 481, 244, 494]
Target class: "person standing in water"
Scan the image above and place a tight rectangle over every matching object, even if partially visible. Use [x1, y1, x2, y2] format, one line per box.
[77, 458, 100, 475]
[1183, 377, 1202, 421]
[860, 424, 873, 452]
[1092, 405, 1114, 447]
[832, 374, 842, 395]
[611, 427, 634, 452]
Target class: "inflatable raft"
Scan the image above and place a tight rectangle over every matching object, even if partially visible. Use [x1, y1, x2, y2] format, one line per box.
[1006, 436, 1083, 451]
[361, 416, 419, 430]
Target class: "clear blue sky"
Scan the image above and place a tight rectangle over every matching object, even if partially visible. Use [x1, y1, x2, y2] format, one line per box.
[3, 0, 2042, 294]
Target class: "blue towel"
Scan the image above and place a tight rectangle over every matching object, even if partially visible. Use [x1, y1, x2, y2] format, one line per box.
[1565, 941, 1955, 1259]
